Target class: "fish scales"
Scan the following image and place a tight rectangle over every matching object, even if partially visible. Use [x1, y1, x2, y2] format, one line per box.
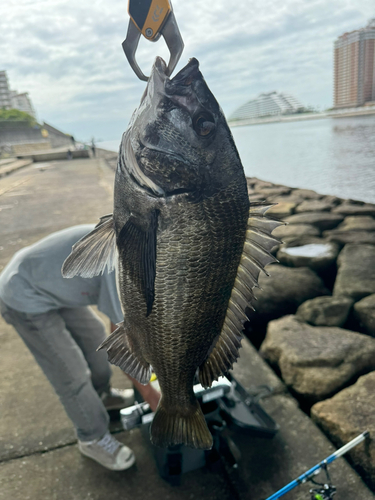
[117, 179, 248, 402]
[62, 56, 282, 450]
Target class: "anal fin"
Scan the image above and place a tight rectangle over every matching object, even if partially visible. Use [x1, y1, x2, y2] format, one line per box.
[97, 322, 151, 384]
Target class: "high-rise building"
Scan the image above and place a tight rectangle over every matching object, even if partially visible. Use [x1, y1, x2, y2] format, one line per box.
[10, 91, 36, 118]
[0, 70, 12, 109]
[334, 19, 375, 108]
[0, 70, 36, 118]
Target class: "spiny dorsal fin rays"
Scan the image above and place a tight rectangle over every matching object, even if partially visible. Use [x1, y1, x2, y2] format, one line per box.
[237, 262, 261, 289]
[248, 211, 285, 234]
[246, 227, 282, 252]
[241, 253, 271, 277]
[248, 201, 277, 215]
[233, 275, 256, 303]
[243, 240, 278, 268]
[199, 201, 282, 388]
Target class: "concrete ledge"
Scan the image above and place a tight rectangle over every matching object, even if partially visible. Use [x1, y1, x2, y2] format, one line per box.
[0, 159, 33, 178]
[0, 429, 235, 500]
[17, 150, 89, 162]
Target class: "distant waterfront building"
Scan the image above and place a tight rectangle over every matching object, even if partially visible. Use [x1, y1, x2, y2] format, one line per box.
[0, 71, 12, 109]
[229, 91, 305, 121]
[10, 91, 36, 118]
[334, 19, 375, 108]
[0, 70, 36, 118]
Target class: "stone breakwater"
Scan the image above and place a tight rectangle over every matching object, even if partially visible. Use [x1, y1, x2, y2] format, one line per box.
[245, 176, 375, 491]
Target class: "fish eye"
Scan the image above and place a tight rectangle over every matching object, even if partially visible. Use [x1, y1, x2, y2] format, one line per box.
[193, 114, 216, 137]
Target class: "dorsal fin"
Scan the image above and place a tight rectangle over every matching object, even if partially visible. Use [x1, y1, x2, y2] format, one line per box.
[199, 202, 284, 388]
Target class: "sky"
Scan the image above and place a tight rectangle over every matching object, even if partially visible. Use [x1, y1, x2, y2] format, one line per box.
[1, 0, 374, 143]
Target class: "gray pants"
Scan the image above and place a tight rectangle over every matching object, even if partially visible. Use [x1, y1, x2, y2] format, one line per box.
[0, 300, 112, 441]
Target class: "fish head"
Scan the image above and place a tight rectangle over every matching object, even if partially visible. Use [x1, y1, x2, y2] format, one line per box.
[121, 57, 244, 198]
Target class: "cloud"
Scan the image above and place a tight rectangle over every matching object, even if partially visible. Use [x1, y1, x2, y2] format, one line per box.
[1, 0, 374, 140]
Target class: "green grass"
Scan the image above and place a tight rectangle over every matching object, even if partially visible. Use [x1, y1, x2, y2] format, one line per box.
[0, 108, 37, 127]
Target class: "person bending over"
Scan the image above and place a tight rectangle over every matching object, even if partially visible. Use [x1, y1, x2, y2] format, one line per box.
[0, 225, 160, 471]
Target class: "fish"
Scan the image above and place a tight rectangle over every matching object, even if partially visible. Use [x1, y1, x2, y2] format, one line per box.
[62, 57, 282, 450]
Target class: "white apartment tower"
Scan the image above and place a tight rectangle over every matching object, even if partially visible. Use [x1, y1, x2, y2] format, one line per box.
[229, 91, 305, 121]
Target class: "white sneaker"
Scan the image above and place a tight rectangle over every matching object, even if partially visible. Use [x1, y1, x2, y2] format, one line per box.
[101, 388, 135, 411]
[78, 432, 135, 471]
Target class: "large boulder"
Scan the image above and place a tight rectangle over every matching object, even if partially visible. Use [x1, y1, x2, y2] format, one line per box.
[295, 199, 335, 213]
[265, 202, 296, 219]
[249, 265, 330, 322]
[247, 178, 273, 189]
[260, 315, 375, 401]
[290, 188, 321, 200]
[333, 202, 375, 217]
[337, 216, 375, 232]
[276, 237, 339, 272]
[272, 194, 306, 204]
[354, 294, 375, 337]
[323, 230, 375, 246]
[249, 193, 270, 202]
[284, 212, 344, 231]
[321, 194, 342, 206]
[255, 186, 291, 197]
[311, 372, 375, 490]
[333, 244, 375, 300]
[296, 296, 353, 327]
[272, 223, 320, 241]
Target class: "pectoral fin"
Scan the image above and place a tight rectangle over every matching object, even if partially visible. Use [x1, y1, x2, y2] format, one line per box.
[97, 322, 151, 384]
[117, 210, 159, 316]
[199, 202, 284, 388]
[62, 215, 117, 278]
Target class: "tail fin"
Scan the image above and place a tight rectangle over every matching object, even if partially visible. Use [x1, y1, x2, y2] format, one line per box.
[150, 400, 213, 450]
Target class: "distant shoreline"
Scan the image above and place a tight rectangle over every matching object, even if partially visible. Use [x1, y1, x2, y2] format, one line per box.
[228, 105, 375, 128]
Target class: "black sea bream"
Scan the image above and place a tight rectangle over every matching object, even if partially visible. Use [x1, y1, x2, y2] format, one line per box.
[62, 57, 281, 450]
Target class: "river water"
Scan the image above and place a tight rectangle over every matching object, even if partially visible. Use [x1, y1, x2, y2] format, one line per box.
[98, 114, 375, 204]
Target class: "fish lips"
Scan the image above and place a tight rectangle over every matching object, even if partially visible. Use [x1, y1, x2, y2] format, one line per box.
[141, 57, 201, 102]
[140, 57, 168, 106]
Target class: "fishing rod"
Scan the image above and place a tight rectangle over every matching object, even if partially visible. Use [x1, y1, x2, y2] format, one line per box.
[265, 431, 369, 500]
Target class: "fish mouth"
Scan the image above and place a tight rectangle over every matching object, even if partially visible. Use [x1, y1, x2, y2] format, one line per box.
[168, 57, 200, 88]
[144, 56, 200, 99]
[154, 56, 200, 82]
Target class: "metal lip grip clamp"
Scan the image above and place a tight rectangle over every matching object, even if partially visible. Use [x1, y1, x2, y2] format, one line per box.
[123, 0, 184, 81]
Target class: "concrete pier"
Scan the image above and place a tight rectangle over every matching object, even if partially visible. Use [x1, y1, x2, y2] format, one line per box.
[0, 158, 373, 499]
